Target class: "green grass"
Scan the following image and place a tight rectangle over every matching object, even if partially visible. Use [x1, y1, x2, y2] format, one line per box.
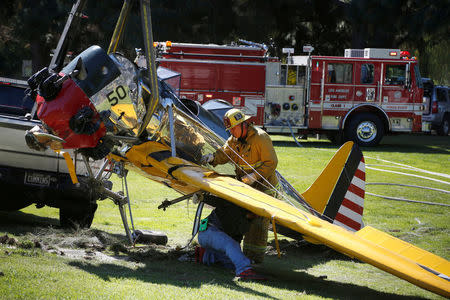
[0, 134, 448, 299]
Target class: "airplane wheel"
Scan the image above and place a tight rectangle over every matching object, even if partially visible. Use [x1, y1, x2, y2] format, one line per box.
[345, 113, 384, 147]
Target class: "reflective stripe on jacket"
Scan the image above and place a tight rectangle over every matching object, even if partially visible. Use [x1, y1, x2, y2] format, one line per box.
[212, 125, 279, 191]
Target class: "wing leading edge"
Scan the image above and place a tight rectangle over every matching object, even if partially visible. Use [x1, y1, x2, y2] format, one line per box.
[170, 160, 450, 297]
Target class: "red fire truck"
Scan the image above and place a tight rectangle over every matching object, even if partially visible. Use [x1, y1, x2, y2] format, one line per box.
[157, 41, 428, 146]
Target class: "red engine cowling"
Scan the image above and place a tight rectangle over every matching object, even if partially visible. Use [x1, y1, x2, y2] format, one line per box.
[36, 76, 106, 149]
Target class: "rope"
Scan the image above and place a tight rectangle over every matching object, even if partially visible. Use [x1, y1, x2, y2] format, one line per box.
[271, 216, 281, 258]
[170, 103, 314, 221]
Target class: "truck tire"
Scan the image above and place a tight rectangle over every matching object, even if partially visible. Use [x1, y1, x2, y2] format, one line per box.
[437, 116, 449, 136]
[59, 201, 98, 229]
[0, 187, 33, 211]
[0, 197, 33, 211]
[345, 113, 384, 147]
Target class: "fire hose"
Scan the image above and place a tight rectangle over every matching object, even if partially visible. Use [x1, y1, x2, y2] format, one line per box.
[364, 166, 450, 207]
[287, 139, 449, 207]
[286, 120, 303, 147]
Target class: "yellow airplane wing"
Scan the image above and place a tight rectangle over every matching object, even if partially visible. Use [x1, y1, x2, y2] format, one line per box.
[123, 140, 449, 297]
[171, 162, 450, 297]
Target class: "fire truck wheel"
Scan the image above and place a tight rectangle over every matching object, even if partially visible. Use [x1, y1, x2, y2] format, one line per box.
[345, 113, 384, 147]
[437, 116, 449, 136]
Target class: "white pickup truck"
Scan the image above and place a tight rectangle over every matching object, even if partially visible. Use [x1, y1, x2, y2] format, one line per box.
[0, 76, 104, 228]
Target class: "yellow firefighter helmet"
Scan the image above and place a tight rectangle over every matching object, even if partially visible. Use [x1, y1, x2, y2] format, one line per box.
[223, 108, 251, 130]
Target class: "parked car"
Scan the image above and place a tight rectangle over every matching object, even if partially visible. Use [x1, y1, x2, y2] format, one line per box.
[0, 76, 105, 228]
[422, 78, 450, 136]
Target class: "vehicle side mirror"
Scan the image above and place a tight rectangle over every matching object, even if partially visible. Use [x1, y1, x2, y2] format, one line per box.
[404, 62, 411, 90]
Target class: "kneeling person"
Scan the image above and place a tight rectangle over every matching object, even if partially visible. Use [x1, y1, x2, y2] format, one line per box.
[196, 193, 265, 281]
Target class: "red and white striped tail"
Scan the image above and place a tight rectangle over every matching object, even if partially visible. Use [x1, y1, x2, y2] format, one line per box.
[333, 157, 365, 232]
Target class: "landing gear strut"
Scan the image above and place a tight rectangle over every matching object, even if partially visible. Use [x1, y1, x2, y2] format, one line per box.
[82, 156, 168, 245]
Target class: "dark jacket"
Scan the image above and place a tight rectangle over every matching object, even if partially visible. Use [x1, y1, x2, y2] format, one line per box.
[203, 195, 251, 243]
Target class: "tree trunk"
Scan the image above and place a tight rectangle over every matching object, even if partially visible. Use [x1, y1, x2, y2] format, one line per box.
[30, 38, 45, 73]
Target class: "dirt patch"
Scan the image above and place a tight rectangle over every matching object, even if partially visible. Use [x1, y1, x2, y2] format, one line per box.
[0, 234, 18, 246]
[1, 231, 344, 265]
[48, 248, 128, 263]
[0, 229, 192, 264]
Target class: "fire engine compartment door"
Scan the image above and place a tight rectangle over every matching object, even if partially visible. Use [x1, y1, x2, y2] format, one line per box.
[265, 85, 306, 128]
[263, 63, 307, 131]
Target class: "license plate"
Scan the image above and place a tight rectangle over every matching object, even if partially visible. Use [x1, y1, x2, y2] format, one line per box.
[24, 172, 51, 186]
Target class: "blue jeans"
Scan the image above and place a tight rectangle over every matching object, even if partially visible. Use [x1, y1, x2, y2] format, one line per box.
[198, 225, 251, 275]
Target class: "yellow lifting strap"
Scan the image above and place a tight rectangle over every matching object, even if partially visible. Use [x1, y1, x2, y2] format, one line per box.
[271, 216, 281, 259]
[57, 151, 79, 184]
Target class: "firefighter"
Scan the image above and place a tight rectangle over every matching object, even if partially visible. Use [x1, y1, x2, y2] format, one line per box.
[201, 108, 279, 263]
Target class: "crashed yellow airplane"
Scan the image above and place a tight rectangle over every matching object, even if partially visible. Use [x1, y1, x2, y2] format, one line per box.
[24, 44, 449, 297]
[22, 0, 449, 297]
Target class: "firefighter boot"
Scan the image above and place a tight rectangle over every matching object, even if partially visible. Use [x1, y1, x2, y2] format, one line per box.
[243, 216, 269, 264]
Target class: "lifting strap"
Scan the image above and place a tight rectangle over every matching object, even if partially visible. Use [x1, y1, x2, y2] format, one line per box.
[183, 201, 204, 249]
[271, 216, 281, 258]
[59, 151, 79, 184]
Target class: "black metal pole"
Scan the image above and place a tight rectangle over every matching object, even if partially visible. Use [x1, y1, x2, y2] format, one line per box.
[49, 0, 88, 71]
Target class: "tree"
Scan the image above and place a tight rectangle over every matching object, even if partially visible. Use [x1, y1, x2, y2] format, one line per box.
[0, 0, 447, 81]
[345, 0, 449, 78]
[12, 0, 68, 74]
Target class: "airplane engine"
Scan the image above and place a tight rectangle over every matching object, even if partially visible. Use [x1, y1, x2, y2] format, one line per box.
[27, 46, 147, 159]
[28, 66, 107, 150]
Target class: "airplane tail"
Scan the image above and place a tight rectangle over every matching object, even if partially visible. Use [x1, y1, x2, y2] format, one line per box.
[301, 141, 365, 231]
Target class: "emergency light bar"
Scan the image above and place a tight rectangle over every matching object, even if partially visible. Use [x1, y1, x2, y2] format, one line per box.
[344, 48, 402, 59]
[364, 48, 400, 59]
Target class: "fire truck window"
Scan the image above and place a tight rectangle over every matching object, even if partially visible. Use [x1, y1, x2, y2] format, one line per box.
[287, 65, 297, 85]
[327, 63, 352, 84]
[280, 65, 287, 85]
[360, 64, 374, 84]
[385, 65, 405, 85]
[297, 66, 306, 86]
[414, 65, 423, 89]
